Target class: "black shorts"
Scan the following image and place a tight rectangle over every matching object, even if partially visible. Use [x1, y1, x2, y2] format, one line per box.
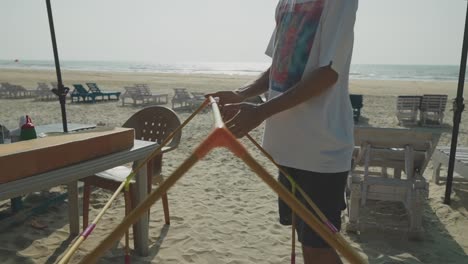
[278, 166, 348, 248]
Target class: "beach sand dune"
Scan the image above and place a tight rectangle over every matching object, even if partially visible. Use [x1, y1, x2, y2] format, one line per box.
[0, 69, 467, 263]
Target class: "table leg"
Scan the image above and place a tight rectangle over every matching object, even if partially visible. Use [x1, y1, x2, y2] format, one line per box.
[133, 159, 149, 256]
[67, 181, 80, 236]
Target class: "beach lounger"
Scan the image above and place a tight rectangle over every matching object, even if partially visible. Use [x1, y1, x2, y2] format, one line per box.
[419, 94, 448, 127]
[190, 92, 207, 108]
[71, 84, 96, 103]
[396, 95, 422, 126]
[349, 94, 363, 123]
[171, 88, 196, 110]
[121, 85, 168, 106]
[86, 83, 121, 101]
[135, 84, 168, 105]
[35, 82, 56, 101]
[0, 82, 35, 99]
[121, 86, 140, 106]
[81, 106, 181, 251]
[347, 127, 440, 239]
[432, 146, 468, 184]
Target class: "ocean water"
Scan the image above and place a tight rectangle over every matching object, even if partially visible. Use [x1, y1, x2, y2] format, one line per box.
[0, 60, 463, 82]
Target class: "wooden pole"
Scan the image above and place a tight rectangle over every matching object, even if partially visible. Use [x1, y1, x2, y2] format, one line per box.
[240, 151, 366, 264]
[79, 155, 199, 264]
[58, 101, 210, 263]
[78, 98, 365, 263]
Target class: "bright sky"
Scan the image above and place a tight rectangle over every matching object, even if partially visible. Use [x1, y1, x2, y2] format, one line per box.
[0, 0, 466, 65]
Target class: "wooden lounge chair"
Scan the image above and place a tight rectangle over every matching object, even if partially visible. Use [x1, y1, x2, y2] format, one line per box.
[135, 84, 168, 105]
[190, 92, 207, 109]
[396, 95, 422, 126]
[349, 94, 363, 123]
[71, 84, 96, 103]
[86, 83, 121, 101]
[0, 82, 35, 99]
[171, 88, 196, 110]
[121, 86, 140, 106]
[347, 127, 440, 239]
[121, 85, 168, 106]
[35, 82, 56, 101]
[432, 146, 468, 184]
[82, 106, 181, 251]
[419, 94, 448, 127]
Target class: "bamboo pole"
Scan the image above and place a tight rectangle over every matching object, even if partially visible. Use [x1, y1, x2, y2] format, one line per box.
[79, 154, 199, 263]
[58, 101, 209, 263]
[78, 98, 365, 263]
[240, 152, 366, 264]
[246, 134, 330, 224]
[246, 133, 358, 260]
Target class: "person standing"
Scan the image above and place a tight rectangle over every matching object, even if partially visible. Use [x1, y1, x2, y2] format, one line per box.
[207, 0, 358, 263]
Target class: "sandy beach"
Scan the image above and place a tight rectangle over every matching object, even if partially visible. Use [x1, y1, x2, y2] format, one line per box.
[0, 69, 467, 264]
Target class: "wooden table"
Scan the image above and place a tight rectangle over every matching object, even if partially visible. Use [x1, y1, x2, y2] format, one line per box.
[0, 139, 157, 256]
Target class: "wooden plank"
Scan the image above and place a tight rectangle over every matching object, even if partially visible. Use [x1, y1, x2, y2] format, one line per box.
[0, 140, 156, 201]
[359, 148, 425, 163]
[0, 127, 134, 184]
[354, 127, 437, 151]
[405, 145, 415, 179]
[365, 176, 414, 187]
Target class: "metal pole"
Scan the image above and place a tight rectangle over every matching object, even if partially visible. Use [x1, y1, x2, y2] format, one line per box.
[444, 2, 467, 204]
[46, 0, 68, 133]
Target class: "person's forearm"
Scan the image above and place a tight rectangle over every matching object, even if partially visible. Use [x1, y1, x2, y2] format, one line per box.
[235, 68, 271, 100]
[258, 66, 338, 119]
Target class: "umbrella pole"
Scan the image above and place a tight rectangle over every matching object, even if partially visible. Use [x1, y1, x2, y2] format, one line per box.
[46, 0, 68, 133]
[444, 2, 467, 205]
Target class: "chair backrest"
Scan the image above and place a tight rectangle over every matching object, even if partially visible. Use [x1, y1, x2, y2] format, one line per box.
[349, 94, 363, 109]
[123, 86, 143, 99]
[1, 82, 15, 92]
[191, 92, 205, 100]
[86, 83, 101, 93]
[397, 95, 421, 111]
[420, 94, 448, 112]
[354, 127, 440, 173]
[123, 106, 182, 151]
[1, 83, 24, 93]
[72, 84, 89, 94]
[135, 84, 152, 96]
[173, 88, 192, 99]
[37, 82, 50, 91]
[1, 82, 12, 88]
[124, 86, 138, 94]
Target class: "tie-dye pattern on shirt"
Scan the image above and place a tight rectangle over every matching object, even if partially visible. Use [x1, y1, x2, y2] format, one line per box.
[271, 0, 324, 93]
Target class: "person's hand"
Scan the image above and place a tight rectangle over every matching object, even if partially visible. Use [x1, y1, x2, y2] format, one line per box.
[205, 91, 244, 106]
[223, 103, 265, 138]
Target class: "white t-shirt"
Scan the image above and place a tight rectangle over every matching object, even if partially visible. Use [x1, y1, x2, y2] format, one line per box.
[263, 0, 358, 173]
